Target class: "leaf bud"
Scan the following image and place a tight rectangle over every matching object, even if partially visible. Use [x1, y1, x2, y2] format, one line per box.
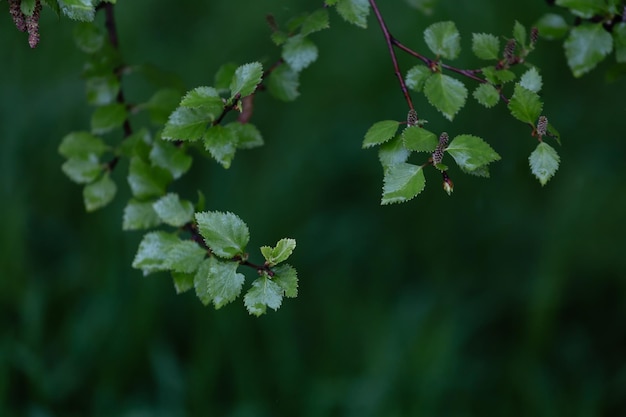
[442, 172, 454, 196]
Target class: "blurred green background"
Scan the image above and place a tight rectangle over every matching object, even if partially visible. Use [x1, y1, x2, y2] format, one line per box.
[1, 1, 626, 416]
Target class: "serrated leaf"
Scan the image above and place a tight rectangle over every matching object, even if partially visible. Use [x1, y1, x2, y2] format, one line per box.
[227, 122, 264, 149]
[195, 211, 250, 259]
[402, 126, 438, 152]
[229, 62, 263, 101]
[85, 75, 120, 106]
[172, 272, 194, 294]
[519, 67, 542, 92]
[162, 107, 210, 142]
[194, 257, 245, 309]
[273, 264, 298, 298]
[123, 199, 161, 231]
[268, 65, 300, 101]
[180, 86, 223, 111]
[460, 164, 491, 178]
[565, 23, 613, 77]
[381, 163, 426, 205]
[362, 120, 400, 148]
[335, 0, 370, 28]
[446, 134, 501, 171]
[481, 66, 516, 84]
[282, 35, 319, 72]
[613, 23, 626, 63]
[58, 0, 96, 21]
[59, 131, 108, 159]
[91, 103, 127, 134]
[424, 21, 461, 59]
[203, 125, 238, 169]
[62, 155, 102, 184]
[214, 63, 238, 93]
[132, 231, 180, 276]
[83, 172, 117, 212]
[152, 193, 195, 227]
[165, 240, 206, 274]
[244, 275, 284, 316]
[378, 136, 410, 169]
[405, 65, 432, 92]
[473, 83, 500, 108]
[534, 13, 569, 40]
[149, 138, 192, 180]
[301, 9, 330, 36]
[472, 33, 500, 60]
[424, 73, 468, 121]
[555, 0, 607, 18]
[73, 22, 105, 53]
[508, 84, 543, 124]
[260, 238, 296, 266]
[127, 156, 172, 199]
[529, 142, 560, 186]
[513, 21, 527, 47]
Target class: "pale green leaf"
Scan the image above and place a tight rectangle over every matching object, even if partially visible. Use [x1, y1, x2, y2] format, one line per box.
[472, 33, 500, 60]
[335, 0, 370, 28]
[85, 75, 120, 106]
[203, 125, 238, 169]
[58, 0, 96, 21]
[195, 211, 250, 258]
[446, 134, 501, 171]
[132, 231, 180, 276]
[180, 86, 223, 111]
[378, 136, 410, 169]
[73, 22, 105, 53]
[152, 193, 195, 227]
[423, 73, 468, 121]
[59, 131, 107, 159]
[268, 65, 300, 101]
[172, 272, 194, 294]
[260, 238, 297, 266]
[165, 240, 206, 274]
[127, 156, 172, 199]
[228, 122, 264, 150]
[508, 84, 543, 124]
[273, 264, 298, 298]
[282, 35, 319, 72]
[424, 21, 461, 59]
[161, 107, 211, 141]
[362, 120, 400, 148]
[21, 0, 37, 15]
[229, 62, 263, 101]
[194, 257, 245, 308]
[405, 65, 432, 92]
[83, 172, 117, 212]
[381, 163, 426, 205]
[534, 13, 569, 40]
[565, 23, 613, 77]
[149, 138, 192, 180]
[519, 67, 542, 92]
[482, 66, 516, 84]
[301, 9, 330, 36]
[244, 275, 284, 316]
[529, 142, 560, 186]
[402, 126, 438, 152]
[473, 83, 500, 108]
[513, 21, 527, 47]
[91, 103, 127, 134]
[123, 199, 161, 231]
[62, 155, 101, 184]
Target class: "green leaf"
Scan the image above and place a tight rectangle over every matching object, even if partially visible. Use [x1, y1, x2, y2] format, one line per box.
[244, 275, 284, 316]
[228, 122, 264, 149]
[519, 67, 542, 92]
[555, 0, 608, 19]
[229, 62, 263, 101]
[405, 0, 439, 15]
[58, 0, 96, 21]
[195, 211, 250, 258]
[59, 131, 108, 159]
[534, 13, 569, 40]
[472, 33, 500, 60]
[91, 103, 127, 134]
[118, 129, 151, 160]
[378, 136, 410, 169]
[62, 155, 102, 184]
[180, 86, 223, 112]
[260, 238, 297, 266]
[529, 142, 560, 186]
[21, 0, 37, 15]
[282, 35, 319, 72]
[268, 65, 300, 102]
[194, 257, 245, 308]
[203, 125, 238, 169]
[423, 73, 468, 121]
[513, 21, 527, 47]
[85, 75, 120, 106]
[565, 23, 613, 77]
[152, 193, 195, 227]
[381, 163, 426, 205]
[402, 126, 438, 152]
[42, 0, 61, 16]
[405, 65, 432, 92]
[145, 89, 182, 125]
[482, 66, 516, 84]
[335, 0, 370, 28]
[508, 84, 543, 124]
[149, 138, 192, 180]
[614, 23, 626, 63]
[446, 134, 501, 171]
[123, 199, 161, 231]
[73, 22, 105, 53]
[161, 107, 210, 142]
[424, 21, 461, 59]
[172, 272, 194, 294]
[362, 120, 400, 148]
[83, 172, 117, 212]
[132, 231, 180, 276]
[301, 9, 330, 36]
[214, 62, 238, 93]
[473, 83, 500, 108]
[273, 264, 298, 298]
[165, 240, 206, 274]
[127, 156, 172, 199]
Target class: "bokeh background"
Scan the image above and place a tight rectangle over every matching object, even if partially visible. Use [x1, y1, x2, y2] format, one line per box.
[1, 1, 625, 416]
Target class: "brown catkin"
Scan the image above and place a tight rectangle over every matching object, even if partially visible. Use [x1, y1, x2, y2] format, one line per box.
[407, 109, 418, 127]
[432, 132, 449, 165]
[530, 27, 539, 45]
[9, 0, 27, 32]
[503, 39, 516, 63]
[537, 115, 548, 137]
[26, 0, 42, 48]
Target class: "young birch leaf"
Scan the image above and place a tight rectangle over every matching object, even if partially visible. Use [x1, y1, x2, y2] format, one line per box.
[513, 21, 527, 47]
[405, 65, 432, 92]
[273, 264, 298, 298]
[335, 0, 370, 28]
[91, 103, 127, 134]
[214, 62, 238, 93]
[508, 84, 543, 124]
[473, 83, 500, 108]
[402, 126, 438, 152]
[260, 238, 297, 266]
[282, 35, 319, 72]
[268, 65, 300, 102]
[132, 231, 180, 276]
[229, 62, 263, 101]
[424, 21, 461, 59]
[195, 211, 250, 258]
[203, 125, 238, 169]
[86, 75, 120, 106]
[228, 122, 264, 149]
[161, 107, 210, 141]
[362, 120, 400, 148]
[535, 13, 569, 40]
[145, 89, 181, 125]
[529, 142, 560, 186]
[301, 8, 330, 36]
[58, 0, 96, 21]
[381, 163, 426, 205]
[424, 73, 468, 121]
[614, 23, 626, 63]
[197, 257, 245, 309]
[149, 139, 192, 180]
[180, 86, 223, 112]
[565, 23, 613, 77]
[62, 155, 102, 184]
[446, 134, 501, 171]
[73, 22, 105, 53]
[59, 131, 108, 159]
[128, 157, 172, 199]
[172, 272, 194, 294]
[555, 0, 606, 18]
[166, 240, 206, 274]
[519, 67, 543, 93]
[83, 172, 117, 212]
[405, 0, 439, 15]
[472, 33, 500, 60]
[378, 136, 410, 170]
[244, 275, 284, 316]
[152, 193, 194, 227]
[123, 199, 160, 231]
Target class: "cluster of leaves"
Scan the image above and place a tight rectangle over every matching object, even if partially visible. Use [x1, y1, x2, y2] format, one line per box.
[535, 0, 626, 77]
